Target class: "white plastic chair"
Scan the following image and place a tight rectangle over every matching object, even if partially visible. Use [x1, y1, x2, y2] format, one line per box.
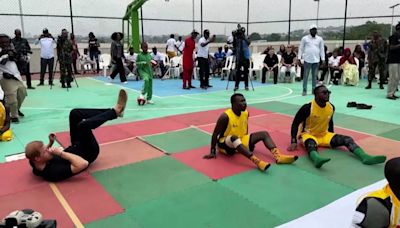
[222, 56, 234, 79]
[168, 56, 182, 79]
[99, 54, 111, 76]
[249, 54, 265, 81]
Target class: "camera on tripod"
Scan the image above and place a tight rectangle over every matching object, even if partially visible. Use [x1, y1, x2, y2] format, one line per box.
[232, 24, 246, 40]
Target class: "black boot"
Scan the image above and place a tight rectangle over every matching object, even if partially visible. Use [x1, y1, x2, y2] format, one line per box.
[67, 83, 72, 88]
[379, 83, 384, 89]
[61, 83, 66, 88]
[365, 81, 372, 89]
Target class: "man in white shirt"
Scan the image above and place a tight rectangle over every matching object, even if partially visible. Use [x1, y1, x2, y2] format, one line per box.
[166, 34, 177, 59]
[223, 45, 233, 57]
[198, 29, 216, 89]
[175, 36, 184, 56]
[298, 25, 325, 96]
[36, 28, 56, 86]
[151, 47, 166, 78]
[328, 50, 342, 85]
[124, 47, 137, 79]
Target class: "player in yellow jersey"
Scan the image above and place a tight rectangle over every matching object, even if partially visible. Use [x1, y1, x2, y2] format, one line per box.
[0, 95, 12, 141]
[204, 93, 298, 171]
[288, 85, 386, 168]
[352, 157, 400, 227]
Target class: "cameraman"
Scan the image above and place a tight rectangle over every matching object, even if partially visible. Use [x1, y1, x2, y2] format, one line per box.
[56, 29, 73, 88]
[0, 34, 27, 123]
[11, 29, 34, 89]
[232, 25, 251, 91]
[36, 28, 55, 86]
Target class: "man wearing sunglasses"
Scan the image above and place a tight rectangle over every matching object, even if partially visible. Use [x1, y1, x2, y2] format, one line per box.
[288, 85, 386, 168]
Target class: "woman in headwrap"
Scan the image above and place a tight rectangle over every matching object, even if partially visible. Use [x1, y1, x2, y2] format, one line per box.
[339, 48, 359, 86]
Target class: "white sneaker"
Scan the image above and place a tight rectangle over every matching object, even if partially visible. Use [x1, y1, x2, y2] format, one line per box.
[127, 73, 135, 78]
[122, 81, 128, 84]
[146, 100, 154, 104]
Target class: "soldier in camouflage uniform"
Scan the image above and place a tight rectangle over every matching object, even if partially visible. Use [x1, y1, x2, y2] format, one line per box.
[56, 29, 73, 88]
[366, 31, 387, 89]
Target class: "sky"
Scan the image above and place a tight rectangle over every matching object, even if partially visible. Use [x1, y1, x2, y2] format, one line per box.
[0, 0, 398, 37]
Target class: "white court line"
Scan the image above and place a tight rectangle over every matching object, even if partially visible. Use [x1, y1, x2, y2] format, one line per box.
[87, 77, 162, 99]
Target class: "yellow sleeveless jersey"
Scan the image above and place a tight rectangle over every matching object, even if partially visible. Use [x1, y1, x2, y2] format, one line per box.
[304, 99, 333, 136]
[222, 108, 248, 139]
[364, 184, 400, 227]
[0, 102, 5, 128]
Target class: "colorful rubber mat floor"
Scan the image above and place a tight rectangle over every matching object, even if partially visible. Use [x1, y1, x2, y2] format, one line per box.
[1, 76, 399, 227]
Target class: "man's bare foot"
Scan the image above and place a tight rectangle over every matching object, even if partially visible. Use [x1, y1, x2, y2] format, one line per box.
[115, 89, 128, 117]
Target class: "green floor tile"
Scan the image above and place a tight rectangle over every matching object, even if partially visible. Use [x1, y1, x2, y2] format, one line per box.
[142, 128, 211, 153]
[335, 116, 400, 135]
[131, 182, 282, 228]
[85, 211, 142, 228]
[93, 156, 210, 208]
[378, 127, 400, 141]
[250, 101, 300, 116]
[295, 149, 385, 189]
[219, 165, 353, 223]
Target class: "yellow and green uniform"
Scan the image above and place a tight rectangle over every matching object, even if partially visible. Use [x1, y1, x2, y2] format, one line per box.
[291, 99, 335, 147]
[353, 184, 399, 227]
[0, 102, 12, 141]
[217, 108, 250, 154]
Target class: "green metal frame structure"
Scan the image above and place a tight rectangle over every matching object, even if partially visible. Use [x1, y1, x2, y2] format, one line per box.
[123, 0, 147, 52]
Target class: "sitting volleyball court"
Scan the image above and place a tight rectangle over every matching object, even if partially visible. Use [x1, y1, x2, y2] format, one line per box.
[0, 75, 399, 227]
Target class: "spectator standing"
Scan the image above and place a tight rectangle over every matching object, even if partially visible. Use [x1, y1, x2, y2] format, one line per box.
[70, 33, 80, 75]
[386, 23, 400, 100]
[166, 34, 177, 59]
[36, 28, 55, 86]
[182, 30, 199, 89]
[88, 32, 100, 73]
[366, 31, 387, 89]
[11, 29, 34, 89]
[108, 32, 127, 83]
[198, 29, 216, 89]
[298, 24, 325, 95]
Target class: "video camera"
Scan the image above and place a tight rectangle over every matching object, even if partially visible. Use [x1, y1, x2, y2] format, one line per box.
[232, 24, 246, 40]
[0, 209, 56, 228]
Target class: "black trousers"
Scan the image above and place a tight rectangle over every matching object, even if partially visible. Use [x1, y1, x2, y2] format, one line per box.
[235, 59, 250, 88]
[110, 58, 127, 82]
[40, 57, 54, 84]
[261, 66, 278, 84]
[198, 57, 210, 87]
[16, 61, 32, 87]
[68, 108, 117, 163]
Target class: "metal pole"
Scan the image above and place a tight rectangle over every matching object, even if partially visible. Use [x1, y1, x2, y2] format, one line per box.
[389, 4, 400, 35]
[288, 0, 292, 44]
[342, 0, 348, 48]
[391, 7, 395, 35]
[246, 0, 250, 36]
[200, 0, 203, 33]
[69, 0, 74, 34]
[316, 0, 320, 27]
[140, 7, 144, 42]
[192, 0, 195, 30]
[18, 0, 25, 37]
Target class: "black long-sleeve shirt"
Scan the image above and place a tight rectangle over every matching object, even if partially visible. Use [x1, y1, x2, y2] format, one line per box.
[290, 102, 335, 143]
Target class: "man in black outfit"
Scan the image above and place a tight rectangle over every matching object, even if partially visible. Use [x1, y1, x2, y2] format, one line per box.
[25, 89, 128, 182]
[88, 32, 100, 73]
[11, 29, 34, 89]
[261, 48, 279, 84]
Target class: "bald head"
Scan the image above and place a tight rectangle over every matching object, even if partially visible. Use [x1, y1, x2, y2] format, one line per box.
[14, 29, 21, 39]
[385, 157, 400, 194]
[25, 141, 44, 160]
